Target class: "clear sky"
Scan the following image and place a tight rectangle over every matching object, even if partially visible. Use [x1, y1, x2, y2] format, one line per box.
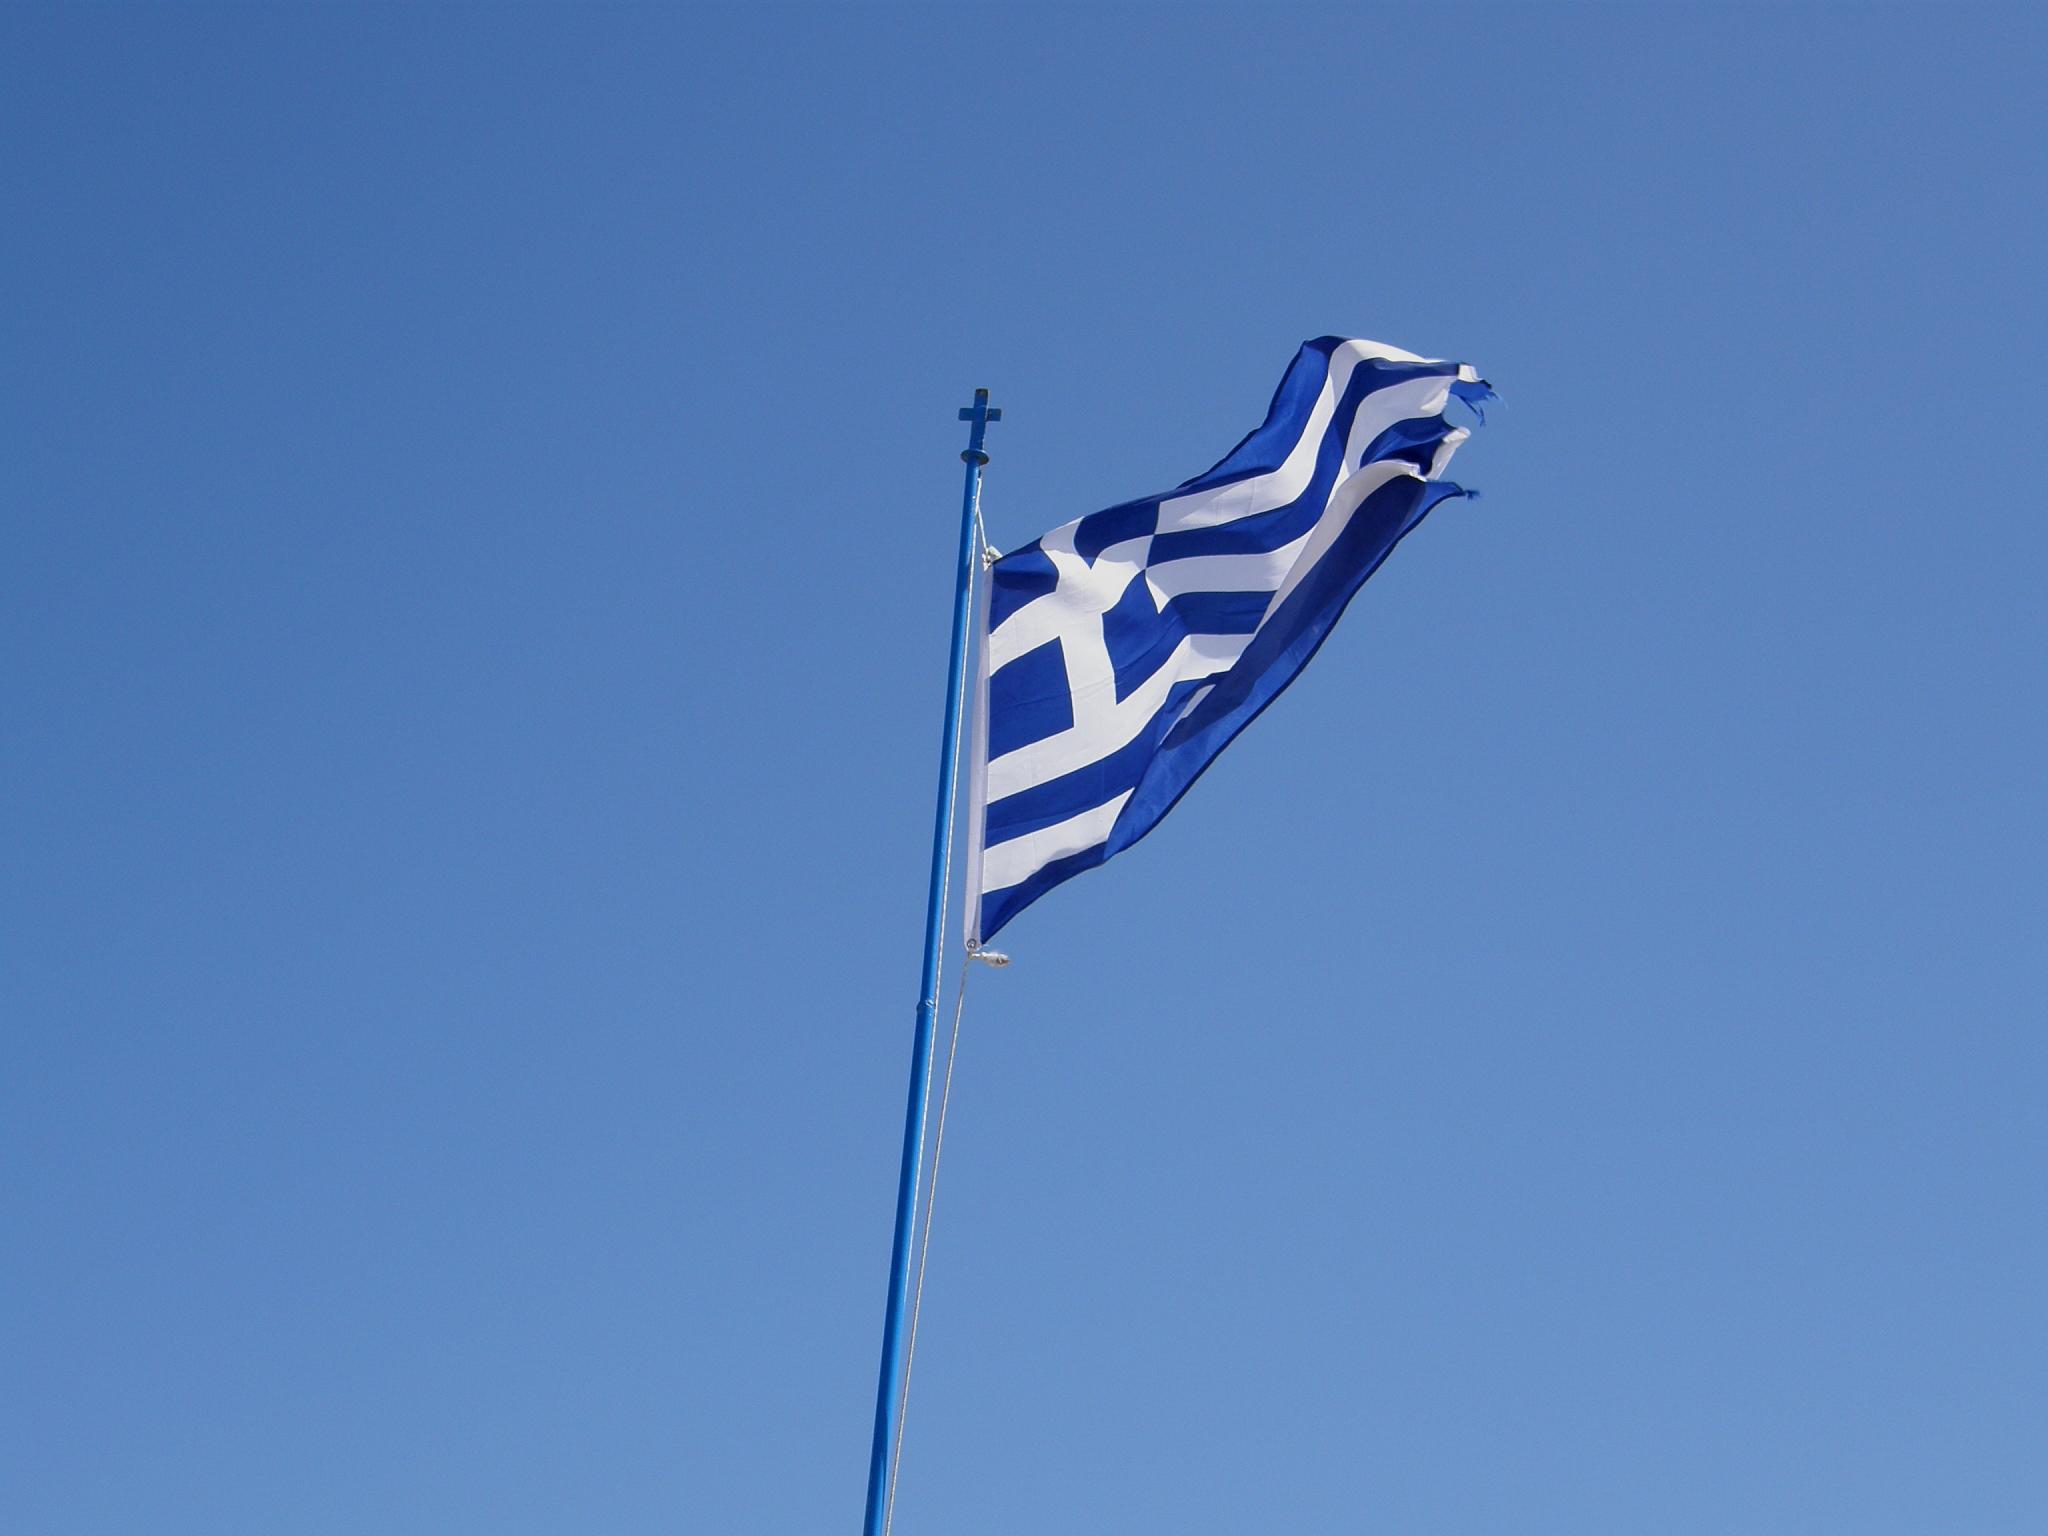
[4, 4, 2044, 1533]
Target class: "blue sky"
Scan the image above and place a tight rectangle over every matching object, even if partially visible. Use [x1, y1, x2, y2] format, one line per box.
[4, 4, 2044, 1533]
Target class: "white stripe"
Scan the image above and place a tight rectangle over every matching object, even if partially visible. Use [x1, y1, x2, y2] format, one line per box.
[1141, 544, 1299, 605]
[1260, 460, 1427, 624]
[1170, 681, 1215, 730]
[1341, 375, 1454, 473]
[1427, 426, 1470, 480]
[1152, 369, 1453, 537]
[962, 556, 994, 946]
[980, 790, 1133, 894]
[1140, 392, 1455, 609]
[1134, 341, 1380, 535]
[986, 628, 1248, 801]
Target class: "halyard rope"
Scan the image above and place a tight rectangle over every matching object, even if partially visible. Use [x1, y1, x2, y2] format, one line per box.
[882, 959, 971, 1536]
[882, 517, 991, 1536]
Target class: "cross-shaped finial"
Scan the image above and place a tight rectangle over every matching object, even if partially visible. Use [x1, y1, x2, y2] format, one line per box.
[959, 387, 1001, 466]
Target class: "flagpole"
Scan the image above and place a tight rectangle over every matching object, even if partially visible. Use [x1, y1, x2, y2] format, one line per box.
[861, 388, 999, 1536]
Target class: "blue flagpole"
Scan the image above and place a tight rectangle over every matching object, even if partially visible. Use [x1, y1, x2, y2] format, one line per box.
[861, 388, 999, 1536]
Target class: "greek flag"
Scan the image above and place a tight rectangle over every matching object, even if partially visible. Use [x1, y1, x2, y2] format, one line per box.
[966, 337, 1492, 941]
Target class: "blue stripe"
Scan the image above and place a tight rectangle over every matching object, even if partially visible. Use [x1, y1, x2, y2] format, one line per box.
[984, 677, 1207, 847]
[986, 636, 1073, 759]
[1166, 337, 1340, 495]
[1146, 364, 1458, 568]
[1106, 587, 1266, 702]
[986, 540, 1057, 631]
[980, 840, 1109, 941]
[1147, 368, 1371, 565]
[1171, 349, 1461, 496]
[1356, 414, 1462, 475]
[1073, 497, 1158, 565]
[1451, 377, 1497, 420]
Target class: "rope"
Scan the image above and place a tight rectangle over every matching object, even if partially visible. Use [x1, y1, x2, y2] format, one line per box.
[972, 488, 997, 566]
[921, 504, 988, 1014]
[882, 959, 972, 1536]
[881, 510, 994, 1536]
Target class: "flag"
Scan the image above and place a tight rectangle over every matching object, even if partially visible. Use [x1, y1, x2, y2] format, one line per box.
[966, 336, 1492, 941]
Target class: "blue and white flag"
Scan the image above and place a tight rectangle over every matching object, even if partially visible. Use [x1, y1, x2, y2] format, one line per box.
[966, 336, 1492, 941]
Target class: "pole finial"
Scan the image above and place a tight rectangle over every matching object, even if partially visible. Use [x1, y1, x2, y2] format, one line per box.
[958, 388, 1001, 466]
